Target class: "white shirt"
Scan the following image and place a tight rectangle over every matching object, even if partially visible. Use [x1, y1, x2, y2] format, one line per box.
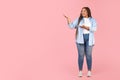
[68, 17, 97, 46]
[82, 17, 91, 34]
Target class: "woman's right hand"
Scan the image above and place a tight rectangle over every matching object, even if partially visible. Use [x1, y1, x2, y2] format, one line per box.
[63, 14, 71, 24]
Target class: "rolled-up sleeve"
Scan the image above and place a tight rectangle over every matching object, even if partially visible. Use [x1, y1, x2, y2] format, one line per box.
[89, 18, 97, 32]
[68, 17, 79, 29]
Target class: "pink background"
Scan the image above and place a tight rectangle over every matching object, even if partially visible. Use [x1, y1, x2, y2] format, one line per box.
[0, 0, 120, 80]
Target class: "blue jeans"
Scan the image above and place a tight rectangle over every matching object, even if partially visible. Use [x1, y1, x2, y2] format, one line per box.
[76, 34, 93, 71]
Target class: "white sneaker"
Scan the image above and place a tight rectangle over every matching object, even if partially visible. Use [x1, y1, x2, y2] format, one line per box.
[87, 71, 92, 77]
[78, 71, 82, 77]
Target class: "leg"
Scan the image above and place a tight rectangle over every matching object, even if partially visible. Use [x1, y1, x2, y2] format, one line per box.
[84, 34, 93, 71]
[76, 42, 85, 71]
[85, 45, 93, 71]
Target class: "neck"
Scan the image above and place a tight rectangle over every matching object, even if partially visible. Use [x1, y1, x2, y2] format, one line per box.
[84, 16, 89, 18]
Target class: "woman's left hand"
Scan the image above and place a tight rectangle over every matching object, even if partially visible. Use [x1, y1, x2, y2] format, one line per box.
[80, 25, 90, 31]
[80, 25, 85, 28]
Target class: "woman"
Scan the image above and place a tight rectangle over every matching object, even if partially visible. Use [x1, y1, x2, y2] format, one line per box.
[64, 7, 97, 77]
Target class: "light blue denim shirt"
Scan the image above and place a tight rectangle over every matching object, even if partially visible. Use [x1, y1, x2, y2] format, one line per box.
[68, 17, 97, 46]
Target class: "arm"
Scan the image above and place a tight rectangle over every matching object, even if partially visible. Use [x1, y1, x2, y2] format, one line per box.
[80, 18, 97, 32]
[64, 15, 78, 29]
[68, 18, 79, 29]
[81, 25, 90, 31]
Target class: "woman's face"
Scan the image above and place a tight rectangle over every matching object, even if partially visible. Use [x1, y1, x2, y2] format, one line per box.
[81, 8, 88, 17]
